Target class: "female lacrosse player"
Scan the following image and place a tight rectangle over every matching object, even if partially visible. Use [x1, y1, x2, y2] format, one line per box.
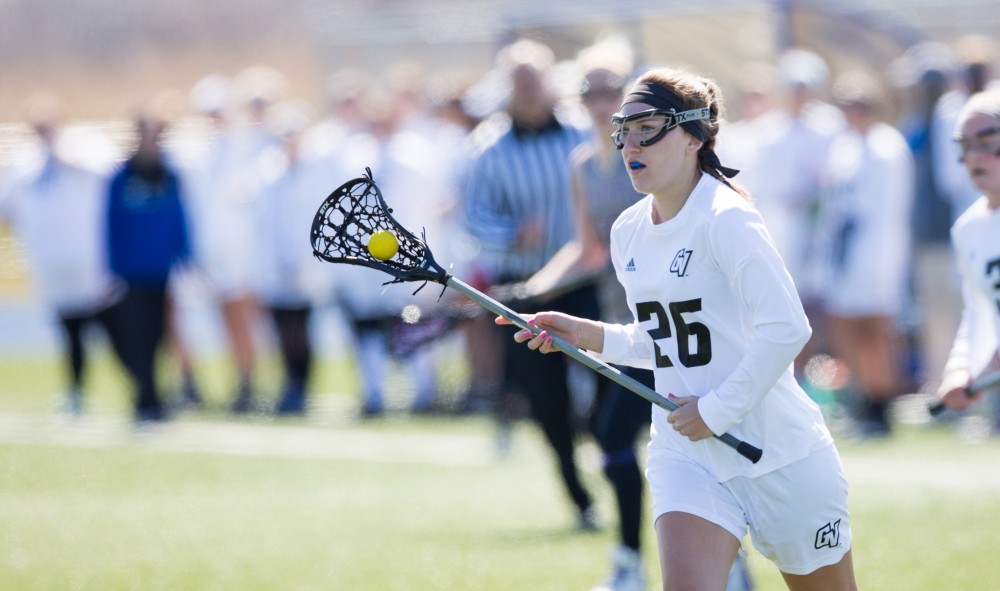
[934, 90, 1000, 412]
[498, 67, 857, 590]
[525, 42, 750, 591]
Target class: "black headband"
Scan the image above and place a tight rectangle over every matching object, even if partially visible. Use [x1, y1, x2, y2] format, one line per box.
[623, 83, 707, 141]
[622, 82, 739, 178]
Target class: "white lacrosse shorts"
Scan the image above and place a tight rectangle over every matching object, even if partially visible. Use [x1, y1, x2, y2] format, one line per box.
[647, 443, 851, 575]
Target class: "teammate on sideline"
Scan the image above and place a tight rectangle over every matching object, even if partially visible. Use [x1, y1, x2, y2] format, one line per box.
[0, 94, 120, 416]
[499, 67, 857, 590]
[934, 90, 1000, 413]
[815, 70, 914, 437]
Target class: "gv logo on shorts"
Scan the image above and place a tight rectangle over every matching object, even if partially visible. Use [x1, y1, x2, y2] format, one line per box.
[814, 519, 841, 549]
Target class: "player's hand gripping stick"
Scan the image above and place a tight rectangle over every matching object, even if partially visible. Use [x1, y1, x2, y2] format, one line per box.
[927, 369, 1000, 417]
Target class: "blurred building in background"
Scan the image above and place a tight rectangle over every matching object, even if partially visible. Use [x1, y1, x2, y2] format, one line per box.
[0, 0, 997, 355]
[0, 0, 997, 122]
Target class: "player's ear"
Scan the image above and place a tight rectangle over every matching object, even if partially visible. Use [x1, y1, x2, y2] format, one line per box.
[687, 136, 703, 154]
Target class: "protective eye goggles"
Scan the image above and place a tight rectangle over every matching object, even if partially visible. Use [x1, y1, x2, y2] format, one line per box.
[611, 107, 710, 149]
[954, 126, 1000, 160]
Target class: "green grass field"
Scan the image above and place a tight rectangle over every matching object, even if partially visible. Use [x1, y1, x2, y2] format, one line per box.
[1, 353, 1000, 590]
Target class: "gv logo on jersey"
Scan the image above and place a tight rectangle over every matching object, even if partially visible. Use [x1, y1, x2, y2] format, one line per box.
[814, 519, 841, 549]
[670, 249, 693, 277]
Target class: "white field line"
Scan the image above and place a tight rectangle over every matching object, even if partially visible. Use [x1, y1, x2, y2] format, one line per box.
[844, 455, 1000, 492]
[1, 412, 999, 491]
[0, 412, 497, 467]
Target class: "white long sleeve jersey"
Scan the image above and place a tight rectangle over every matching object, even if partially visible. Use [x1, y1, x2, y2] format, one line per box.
[601, 173, 833, 481]
[943, 197, 1000, 379]
[1, 158, 116, 314]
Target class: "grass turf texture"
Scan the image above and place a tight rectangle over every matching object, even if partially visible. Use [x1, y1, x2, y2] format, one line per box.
[2, 355, 1000, 590]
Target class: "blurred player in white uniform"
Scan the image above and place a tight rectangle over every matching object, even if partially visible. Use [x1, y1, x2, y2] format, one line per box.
[300, 67, 370, 161]
[186, 68, 285, 412]
[252, 101, 334, 415]
[500, 68, 856, 590]
[334, 88, 448, 416]
[815, 71, 914, 437]
[934, 90, 1000, 414]
[0, 95, 121, 414]
[716, 50, 844, 375]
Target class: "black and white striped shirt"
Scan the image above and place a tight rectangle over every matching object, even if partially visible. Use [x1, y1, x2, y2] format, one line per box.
[462, 113, 589, 280]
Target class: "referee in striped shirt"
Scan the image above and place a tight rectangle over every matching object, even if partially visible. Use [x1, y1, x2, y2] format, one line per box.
[463, 38, 601, 530]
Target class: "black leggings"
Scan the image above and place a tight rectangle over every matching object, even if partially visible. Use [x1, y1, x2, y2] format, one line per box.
[57, 312, 107, 391]
[104, 287, 168, 415]
[267, 306, 313, 388]
[500, 283, 602, 515]
[591, 366, 654, 551]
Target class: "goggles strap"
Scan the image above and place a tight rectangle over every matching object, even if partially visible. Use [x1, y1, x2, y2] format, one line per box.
[620, 82, 739, 177]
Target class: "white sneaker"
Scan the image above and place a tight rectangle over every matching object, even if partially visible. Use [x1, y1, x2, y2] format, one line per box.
[61, 389, 83, 417]
[590, 544, 646, 591]
[578, 506, 600, 532]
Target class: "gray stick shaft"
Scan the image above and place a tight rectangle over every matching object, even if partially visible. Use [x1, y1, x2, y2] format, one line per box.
[449, 277, 677, 408]
[445, 276, 762, 463]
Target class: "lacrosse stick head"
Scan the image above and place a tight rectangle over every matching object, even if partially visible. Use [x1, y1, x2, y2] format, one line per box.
[311, 167, 451, 285]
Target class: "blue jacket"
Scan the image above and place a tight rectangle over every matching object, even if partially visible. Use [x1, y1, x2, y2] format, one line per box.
[106, 158, 190, 288]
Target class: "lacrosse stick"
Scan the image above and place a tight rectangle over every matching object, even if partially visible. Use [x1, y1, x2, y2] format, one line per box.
[927, 368, 1000, 416]
[311, 168, 762, 463]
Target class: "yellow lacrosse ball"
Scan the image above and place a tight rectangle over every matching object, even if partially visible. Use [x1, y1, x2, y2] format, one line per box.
[368, 230, 399, 261]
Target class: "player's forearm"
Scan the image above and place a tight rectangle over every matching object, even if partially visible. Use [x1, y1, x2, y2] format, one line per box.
[597, 322, 656, 369]
[572, 317, 605, 353]
[701, 328, 809, 434]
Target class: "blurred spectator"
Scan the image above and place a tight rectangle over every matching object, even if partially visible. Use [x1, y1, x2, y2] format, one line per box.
[425, 68, 483, 137]
[717, 49, 844, 377]
[105, 96, 192, 423]
[185, 67, 287, 413]
[415, 68, 502, 415]
[816, 71, 914, 437]
[383, 59, 437, 136]
[544, 38, 654, 589]
[0, 94, 121, 415]
[252, 101, 333, 415]
[717, 60, 778, 191]
[334, 86, 449, 417]
[769, 48, 845, 294]
[301, 67, 371, 159]
[462, 37, 599, 530]
[888, 42, 964, 395]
